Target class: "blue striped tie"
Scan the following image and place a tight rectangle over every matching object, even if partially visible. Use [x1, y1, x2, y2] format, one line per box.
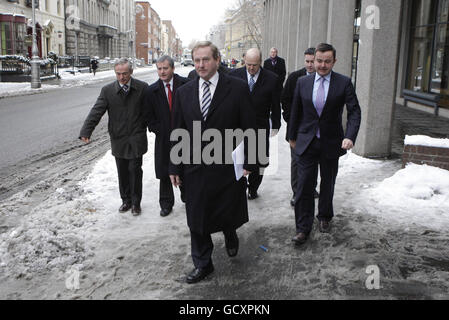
[249, 76, 255, 92]
[201, 81, 211, 120]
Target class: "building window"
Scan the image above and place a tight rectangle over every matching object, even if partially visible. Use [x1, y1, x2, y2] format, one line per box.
[0, 16, 27, 56]
[407, 0, 449, 108]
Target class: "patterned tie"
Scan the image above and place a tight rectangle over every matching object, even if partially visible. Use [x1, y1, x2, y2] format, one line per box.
[201, 81, 211, 120]
[166, 83, 172, 112]
[122, 84, 129, 94]
[315, 77, 326, 138]
[249, 76, 255, 92]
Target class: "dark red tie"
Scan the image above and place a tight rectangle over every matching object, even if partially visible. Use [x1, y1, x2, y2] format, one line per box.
[166, 83, 172, 112]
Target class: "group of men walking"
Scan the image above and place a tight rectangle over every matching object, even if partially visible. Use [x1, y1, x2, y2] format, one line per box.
[79, 41, 361, 283]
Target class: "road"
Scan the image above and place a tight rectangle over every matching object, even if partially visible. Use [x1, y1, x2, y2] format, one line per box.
[0, 65, 193, 200]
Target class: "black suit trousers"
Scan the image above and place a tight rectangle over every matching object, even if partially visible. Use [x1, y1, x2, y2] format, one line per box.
[115, 157, 143, 206]
[159, 175, 185, 209]
[190, 229, 237, 268]
[294, 137, 338, 234]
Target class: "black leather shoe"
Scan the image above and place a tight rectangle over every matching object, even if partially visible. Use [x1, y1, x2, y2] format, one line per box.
[119, 203, 132, 213]
[314, 190, 319, 198]
[186, 263, 214, 284]
[224, 230, 239, 257]
[248, 190, 258, 200]
[131, 205, 141, 216]
[292, 232, 309, 245]
[290, 196, 295, 207]
[319, 220, 331, 233]
[160, 207, 172, 217]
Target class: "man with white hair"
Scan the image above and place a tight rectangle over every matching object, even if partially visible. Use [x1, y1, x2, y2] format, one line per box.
[80, 58, 149, 216]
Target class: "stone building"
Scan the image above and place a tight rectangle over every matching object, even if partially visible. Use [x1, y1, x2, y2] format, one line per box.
[0, 0, 66, 58]
[262, 0, 449, 157]
[224, 1, 263, 62]
[64, 0, 135, 59]
[161, 20, 177, 58]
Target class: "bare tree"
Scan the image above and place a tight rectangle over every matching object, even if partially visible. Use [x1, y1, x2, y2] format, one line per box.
[236, 0, 264, 49]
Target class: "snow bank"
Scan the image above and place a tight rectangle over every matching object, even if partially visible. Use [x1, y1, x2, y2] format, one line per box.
[405, 135, 449, 149]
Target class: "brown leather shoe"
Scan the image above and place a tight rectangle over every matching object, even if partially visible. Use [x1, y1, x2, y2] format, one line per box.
[319, 220, 331, 233]
[291, 232, 308, 245]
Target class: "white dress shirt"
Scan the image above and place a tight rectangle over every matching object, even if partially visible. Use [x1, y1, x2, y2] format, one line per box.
[312, 72, 331, 108]
[246, 69, 261, 86]
[199, 71, 219, 109]
[163, 78, 174, 100]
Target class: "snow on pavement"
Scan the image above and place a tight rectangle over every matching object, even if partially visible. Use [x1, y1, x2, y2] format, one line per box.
[0, 128, 449, 299]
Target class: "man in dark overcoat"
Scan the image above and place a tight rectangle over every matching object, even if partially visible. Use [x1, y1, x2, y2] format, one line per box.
[263, 47, 287, 95]
[169, 41, 257, 284]
[80, 58, 149, 216]
[147, 55, 190, 217]
[229, 48, 281, 200]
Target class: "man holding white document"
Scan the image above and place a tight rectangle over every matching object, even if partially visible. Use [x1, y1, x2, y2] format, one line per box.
[169, 41, 257, 284]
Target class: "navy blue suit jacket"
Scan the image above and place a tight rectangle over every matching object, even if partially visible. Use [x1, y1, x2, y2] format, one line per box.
[287, 72, 361, 159]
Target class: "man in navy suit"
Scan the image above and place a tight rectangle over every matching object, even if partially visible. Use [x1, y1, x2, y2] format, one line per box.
[147, 56, 190, 217]
[288, 43, 361, 245]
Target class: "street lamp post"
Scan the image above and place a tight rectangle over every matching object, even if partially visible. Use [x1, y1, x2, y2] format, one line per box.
[30, 0, 41, 89]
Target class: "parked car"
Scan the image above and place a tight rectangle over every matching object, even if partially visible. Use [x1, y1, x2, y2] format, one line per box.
[183, 58, 194, 66]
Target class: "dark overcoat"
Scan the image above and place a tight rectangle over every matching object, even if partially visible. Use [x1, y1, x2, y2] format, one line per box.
[281, 67, 307, 141]
[287, 72, 361, 159]
[147, 74, 190, 179]
[263, 56, 286, 89]
[79, 78, 149, 159]
[229, 67, 281, 166]
[169, 73, 257, 235]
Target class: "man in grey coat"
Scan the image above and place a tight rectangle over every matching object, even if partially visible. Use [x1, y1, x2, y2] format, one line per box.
[79, 58, 149, 216]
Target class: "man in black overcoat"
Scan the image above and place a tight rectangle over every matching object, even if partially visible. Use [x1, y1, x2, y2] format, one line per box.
[80, 58, 149, 216]
[229, 48, 281, 200]
[263, 47, 287, 95]
[169, 41, 257, 284]
[147, 56, 190, 217]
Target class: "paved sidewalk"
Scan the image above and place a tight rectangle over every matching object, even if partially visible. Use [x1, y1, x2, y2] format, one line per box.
[392, 104, 449, 156]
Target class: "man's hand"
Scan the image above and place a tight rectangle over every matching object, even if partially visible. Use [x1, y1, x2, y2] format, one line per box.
[289, 140, 296, 149]
[342, 138, 354, 150]
[81, 137, 90, 144]
[243, 170, 251, 177]
[170, 175, 182, 187]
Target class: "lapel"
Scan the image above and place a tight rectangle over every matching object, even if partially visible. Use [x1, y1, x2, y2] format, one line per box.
[156, 80, 171, 119]
[114, 80, 127, 102]
[321, 72, 337, 116]
[206, 73, 231, 122]
[252, 68, 265, 94]
[191, 77, 203, 121]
